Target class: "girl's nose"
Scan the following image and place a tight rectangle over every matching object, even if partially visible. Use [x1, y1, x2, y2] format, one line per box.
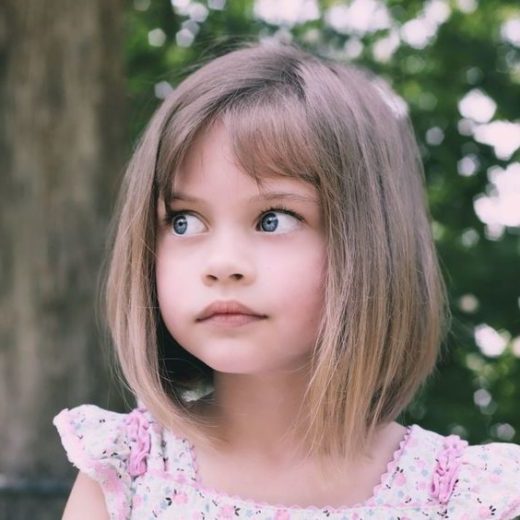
[201, 235, 255, 286]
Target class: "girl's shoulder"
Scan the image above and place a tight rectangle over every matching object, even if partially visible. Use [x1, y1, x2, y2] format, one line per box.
[53, 404, 196, 519]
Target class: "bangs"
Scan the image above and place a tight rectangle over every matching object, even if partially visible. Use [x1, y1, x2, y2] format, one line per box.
[157, 83, 322, 207]
[222, 90, 320, 188]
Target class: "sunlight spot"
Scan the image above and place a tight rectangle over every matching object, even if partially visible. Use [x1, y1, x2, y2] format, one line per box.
[426, 127, 444, 145]
[186, 3, 208, 22]
[424, 0, 451, 24]
[458, 89, 497, 124]
[182, 20, 200, 36]
[474, 163, 520, 232]
[459, 228, 479, 248]
[372, 30, 400, 62]
[473, 121, 520, 160]
[512, 336, 520, 358]
[455, 0, 477, 14]
[171, 0, 191, 15]
[254, 0, 320, 26]
[431, 221, 445, 241]
[148, 28, 166, 47]
[450, 424, 468, 438]
[344, 38, 363, 59]
[457, 118, 475, 136]
[154, 81, 174, 100]
[208, 0, 225, 9]
[400, 0, 450, 49]
[492, 423, 516, 441]
[325, 0, 391, 35]
[465, 353, 484, 372]
[458, 293, 479, 313]
[501, 17, 520, 47]
[176, 28, 195, 47]
[401, 18, 435, 49]
[458, 154, 479, 176]
[474, 388, 492, 407]
[474, 324, 508, 358]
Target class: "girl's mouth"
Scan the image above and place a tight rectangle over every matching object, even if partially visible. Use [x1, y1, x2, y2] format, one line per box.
[199, 314, 267, 326]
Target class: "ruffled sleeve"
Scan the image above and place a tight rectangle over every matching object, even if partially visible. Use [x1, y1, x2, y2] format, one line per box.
[448, 440, 520, 519]
[53, 404, 149, 520]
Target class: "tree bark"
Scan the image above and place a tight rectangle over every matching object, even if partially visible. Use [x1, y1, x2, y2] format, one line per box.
[0, 0, 127, 516]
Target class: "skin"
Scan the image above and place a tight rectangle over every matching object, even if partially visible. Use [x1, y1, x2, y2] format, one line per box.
[62, 120, 407, 516]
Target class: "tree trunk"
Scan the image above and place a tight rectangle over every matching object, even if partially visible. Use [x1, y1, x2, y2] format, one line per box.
[0, 0, 127, 516]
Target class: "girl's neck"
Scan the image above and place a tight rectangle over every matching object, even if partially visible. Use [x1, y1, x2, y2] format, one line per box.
[198, 369, 313, 461]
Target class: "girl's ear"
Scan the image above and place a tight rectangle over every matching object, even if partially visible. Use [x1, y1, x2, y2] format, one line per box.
[61, 471, 109, 520]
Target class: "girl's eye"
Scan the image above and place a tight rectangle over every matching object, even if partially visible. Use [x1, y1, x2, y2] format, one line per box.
[168, 212, 206, 236]
[256, 207, 303, 234]
[164, 206, 303, 236]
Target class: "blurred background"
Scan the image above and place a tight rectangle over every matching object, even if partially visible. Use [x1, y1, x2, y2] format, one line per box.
[1, 0, 519, 517]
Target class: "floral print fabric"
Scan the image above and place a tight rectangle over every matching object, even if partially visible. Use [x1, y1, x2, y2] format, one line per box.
[53, 405, 520, 519]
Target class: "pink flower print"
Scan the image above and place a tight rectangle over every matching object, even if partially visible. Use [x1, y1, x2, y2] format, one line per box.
[173, 491, 188, 504]
[102, 471, 122, 494]
[274, 511, 291, 520]
[175, 472, 187, 484]
[416, 459, 426, 469]
[217, 505, 235, 519]
[394, 467, 406, 486]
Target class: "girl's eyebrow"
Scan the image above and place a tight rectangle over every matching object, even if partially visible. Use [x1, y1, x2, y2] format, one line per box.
[170, 191, 319, 204]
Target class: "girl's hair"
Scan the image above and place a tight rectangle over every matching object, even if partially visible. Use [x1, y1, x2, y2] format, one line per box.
[103, 40, 449, 459]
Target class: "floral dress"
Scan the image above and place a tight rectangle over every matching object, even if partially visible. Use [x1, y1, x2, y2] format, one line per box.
[53, 404, 520, 519]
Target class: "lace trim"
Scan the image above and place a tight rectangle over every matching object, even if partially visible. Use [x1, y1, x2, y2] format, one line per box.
[430, 434, 468, 504]
[185, 425, 415, 511]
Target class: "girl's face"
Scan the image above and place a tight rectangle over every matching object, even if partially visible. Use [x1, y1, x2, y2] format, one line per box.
[155, 122, 327, 375]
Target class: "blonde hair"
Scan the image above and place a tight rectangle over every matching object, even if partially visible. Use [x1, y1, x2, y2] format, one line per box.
[104, 40, 449, 460]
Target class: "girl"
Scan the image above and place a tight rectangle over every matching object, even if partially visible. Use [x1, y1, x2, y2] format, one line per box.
[53, 41, 520, 519]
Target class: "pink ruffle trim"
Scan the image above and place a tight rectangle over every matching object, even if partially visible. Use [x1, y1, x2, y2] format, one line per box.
[125, 408, 151, 477]
[53, 408, 129, 520]
[430, 434, 468, 504]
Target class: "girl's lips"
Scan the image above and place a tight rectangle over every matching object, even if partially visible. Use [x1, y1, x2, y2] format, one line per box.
[196, 300, 266, 321]
[199, 314, 266, 326]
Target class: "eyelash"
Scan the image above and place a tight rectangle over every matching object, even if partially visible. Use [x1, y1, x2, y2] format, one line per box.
[162, 205, 304, 233]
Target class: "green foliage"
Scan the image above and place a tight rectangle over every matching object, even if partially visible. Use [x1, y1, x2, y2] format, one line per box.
[124, 0, 520, 444]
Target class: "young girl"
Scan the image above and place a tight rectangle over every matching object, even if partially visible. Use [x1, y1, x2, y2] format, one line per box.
[53, 41, 520, 519]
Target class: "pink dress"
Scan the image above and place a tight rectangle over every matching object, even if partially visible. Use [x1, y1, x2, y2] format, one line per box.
[53, 404, 520, 519]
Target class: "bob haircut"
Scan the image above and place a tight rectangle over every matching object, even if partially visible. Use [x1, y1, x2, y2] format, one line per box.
[104, 40, 449, 460]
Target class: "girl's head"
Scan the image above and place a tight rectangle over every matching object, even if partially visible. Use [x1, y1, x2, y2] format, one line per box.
[155, 120, 327, 378]
[105, 40, 449, 458]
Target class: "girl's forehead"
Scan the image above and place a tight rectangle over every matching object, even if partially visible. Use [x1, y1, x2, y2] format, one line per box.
[168, 171, 320, 205]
